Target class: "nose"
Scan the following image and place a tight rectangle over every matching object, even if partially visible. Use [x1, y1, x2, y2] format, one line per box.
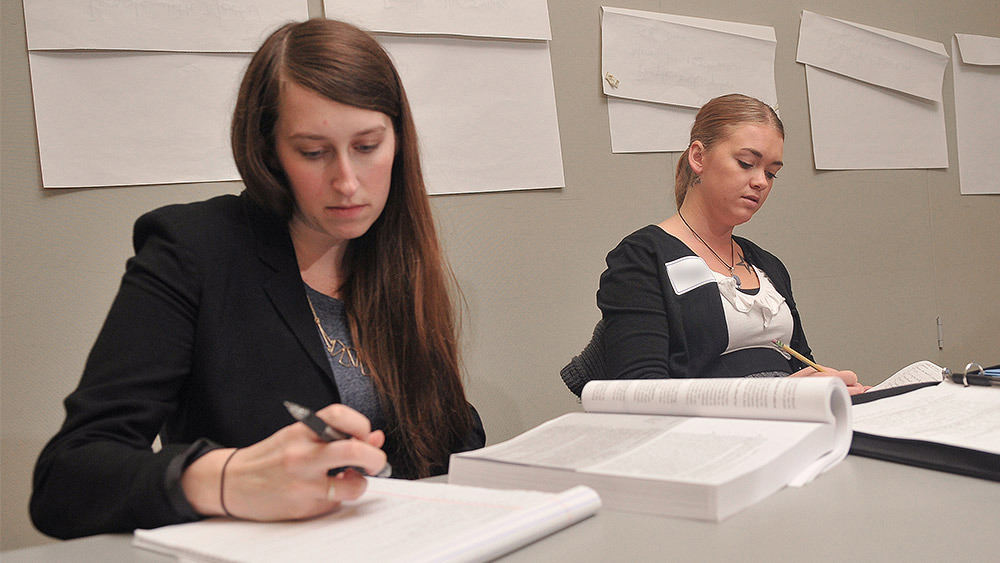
[750, 169, 769, 190]
[330, 154, 360, 196]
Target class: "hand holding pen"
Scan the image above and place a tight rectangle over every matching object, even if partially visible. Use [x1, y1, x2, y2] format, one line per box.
[773, 339, 870, 395]
[284, 401, 393, 478]
[180, 401, 388, 522]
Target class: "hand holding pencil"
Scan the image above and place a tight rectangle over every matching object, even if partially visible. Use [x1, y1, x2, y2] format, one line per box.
[772, 339, 869, 395]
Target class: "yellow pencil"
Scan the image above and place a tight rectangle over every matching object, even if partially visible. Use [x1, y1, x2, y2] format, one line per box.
[771, 339, 827, 372]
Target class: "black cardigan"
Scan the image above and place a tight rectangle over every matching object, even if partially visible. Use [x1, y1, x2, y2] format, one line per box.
[597, 225, 814, 381]
[30, 194, 484, 539]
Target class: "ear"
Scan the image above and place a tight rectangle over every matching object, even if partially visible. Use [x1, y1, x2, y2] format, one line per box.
[688, 141, 706, 176]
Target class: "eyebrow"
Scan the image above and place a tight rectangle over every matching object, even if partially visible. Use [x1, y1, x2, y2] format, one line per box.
[742, 147, 783, 167]
[287, 125, 388, 141]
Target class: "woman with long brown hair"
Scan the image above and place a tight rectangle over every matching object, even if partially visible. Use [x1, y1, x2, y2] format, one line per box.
[31, 18, 484, 539]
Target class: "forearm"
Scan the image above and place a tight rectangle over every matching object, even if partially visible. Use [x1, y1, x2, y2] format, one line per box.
[30, 440, 204, 538]
[602, 313, 675, 379]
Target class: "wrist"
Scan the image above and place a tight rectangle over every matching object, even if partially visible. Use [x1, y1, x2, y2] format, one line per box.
[181, 448, 236, 517]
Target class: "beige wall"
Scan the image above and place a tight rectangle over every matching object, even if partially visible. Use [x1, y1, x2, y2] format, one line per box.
[3, 0, 998, 551]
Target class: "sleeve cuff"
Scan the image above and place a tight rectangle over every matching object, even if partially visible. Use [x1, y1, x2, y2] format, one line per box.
[163, 438, 222, 521]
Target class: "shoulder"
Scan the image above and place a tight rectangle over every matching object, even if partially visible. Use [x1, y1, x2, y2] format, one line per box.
[129, 194, 288, 280]
[607, 225, 691, 264]
[135, 194, 244, 236]
[132, 193, 267, 253]
[601, 226, 695, 295]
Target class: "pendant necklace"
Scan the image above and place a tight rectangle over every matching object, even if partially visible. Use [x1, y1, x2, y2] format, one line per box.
[306, 295, 368, 375]
[678, 210, 742, 288]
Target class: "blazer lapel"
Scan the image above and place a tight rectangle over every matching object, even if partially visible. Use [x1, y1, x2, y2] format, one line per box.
[243, 197, 334, 380]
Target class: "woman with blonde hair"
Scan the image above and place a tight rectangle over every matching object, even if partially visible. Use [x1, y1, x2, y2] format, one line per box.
[569, 93, 864, 395]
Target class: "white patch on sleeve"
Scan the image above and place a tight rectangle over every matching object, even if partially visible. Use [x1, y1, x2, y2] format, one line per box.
[665, 256, 716, 295]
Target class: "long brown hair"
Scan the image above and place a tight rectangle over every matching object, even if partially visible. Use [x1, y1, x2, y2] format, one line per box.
[675, 94, 784, 209]
[231, 18, 473, 477]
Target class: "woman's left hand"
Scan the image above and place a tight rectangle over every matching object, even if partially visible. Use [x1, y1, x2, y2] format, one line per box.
[790, 366, 870, 395]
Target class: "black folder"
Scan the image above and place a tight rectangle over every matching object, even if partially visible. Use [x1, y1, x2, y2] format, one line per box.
[850, 381, 1000, 482]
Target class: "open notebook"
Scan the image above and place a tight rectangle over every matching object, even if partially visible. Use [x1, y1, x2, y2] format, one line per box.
[133, 478, 600, 563]
[850, 360, 1000, 481]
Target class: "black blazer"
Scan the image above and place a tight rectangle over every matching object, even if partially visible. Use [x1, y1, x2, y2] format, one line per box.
[31, 194, 484, 539]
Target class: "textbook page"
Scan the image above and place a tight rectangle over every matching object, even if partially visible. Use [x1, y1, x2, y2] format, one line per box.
[133, 479, 600, 563]
[467, 411, 831, 484]
[582, 377, 841, 423]
[580, 377, 851, 484]
[868, 360, 944, 392]
[853, 382, 1000, 455]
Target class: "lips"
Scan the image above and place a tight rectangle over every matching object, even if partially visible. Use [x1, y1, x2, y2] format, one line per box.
[326, 204, 367, 218]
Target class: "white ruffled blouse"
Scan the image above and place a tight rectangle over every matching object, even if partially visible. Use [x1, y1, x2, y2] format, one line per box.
[713, 266, 794, 356]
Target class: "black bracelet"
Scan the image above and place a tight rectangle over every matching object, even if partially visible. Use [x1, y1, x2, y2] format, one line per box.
[220, 448, 240, 518]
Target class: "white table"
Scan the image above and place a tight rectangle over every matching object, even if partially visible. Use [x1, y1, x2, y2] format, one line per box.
[5, 456, 998, 562]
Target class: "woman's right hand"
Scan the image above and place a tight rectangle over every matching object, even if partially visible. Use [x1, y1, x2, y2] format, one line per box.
[180, 403, 388, 521]
[790, 366, 870, 395]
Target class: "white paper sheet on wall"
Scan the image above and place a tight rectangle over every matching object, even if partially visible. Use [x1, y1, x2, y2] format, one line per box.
[600, 7, 777, 154]
[952, 33, 1000, 195]
[601, 7, 777, 108]
[24, 0, 562, 193]
[796, 10, 948, 103]
[322, 0, 562, 193]
[380, 35, 564, 195]
[23, 0, 307, 52]
[796, 10, 949, 170]
[22, 0, 302, 188]
[607, 98, 695, 154]
[28, 52, 246, 188]
[323, 0, 551, 40]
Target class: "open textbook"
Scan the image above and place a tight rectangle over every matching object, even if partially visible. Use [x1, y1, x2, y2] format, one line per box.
[133, 478, 600, 563]
[449, 377, 851, 522]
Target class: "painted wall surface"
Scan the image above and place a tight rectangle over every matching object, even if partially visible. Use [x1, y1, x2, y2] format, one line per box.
[2, 0, 998, 550]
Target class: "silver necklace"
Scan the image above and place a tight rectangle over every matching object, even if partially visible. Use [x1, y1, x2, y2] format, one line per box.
[678, 210, 742, 288]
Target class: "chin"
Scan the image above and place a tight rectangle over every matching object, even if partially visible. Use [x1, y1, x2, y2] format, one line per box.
[340, 224, 378, 241]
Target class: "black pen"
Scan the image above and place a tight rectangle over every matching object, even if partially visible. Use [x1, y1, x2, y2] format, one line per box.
[283, 400, 392, 478]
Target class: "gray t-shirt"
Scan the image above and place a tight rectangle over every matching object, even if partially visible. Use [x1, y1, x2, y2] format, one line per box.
[304, 285, 385, 430]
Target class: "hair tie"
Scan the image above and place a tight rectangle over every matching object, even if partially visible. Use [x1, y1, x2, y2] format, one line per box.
[220, 448, 240, 518]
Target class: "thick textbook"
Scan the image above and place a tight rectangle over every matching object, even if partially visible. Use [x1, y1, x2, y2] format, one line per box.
[449, 377, 851, 522]
[133, 478, 600, 563]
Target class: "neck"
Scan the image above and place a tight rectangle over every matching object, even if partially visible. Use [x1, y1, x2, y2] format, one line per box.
[289, 221, 347, 298]
[677, 202, 734, 248]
